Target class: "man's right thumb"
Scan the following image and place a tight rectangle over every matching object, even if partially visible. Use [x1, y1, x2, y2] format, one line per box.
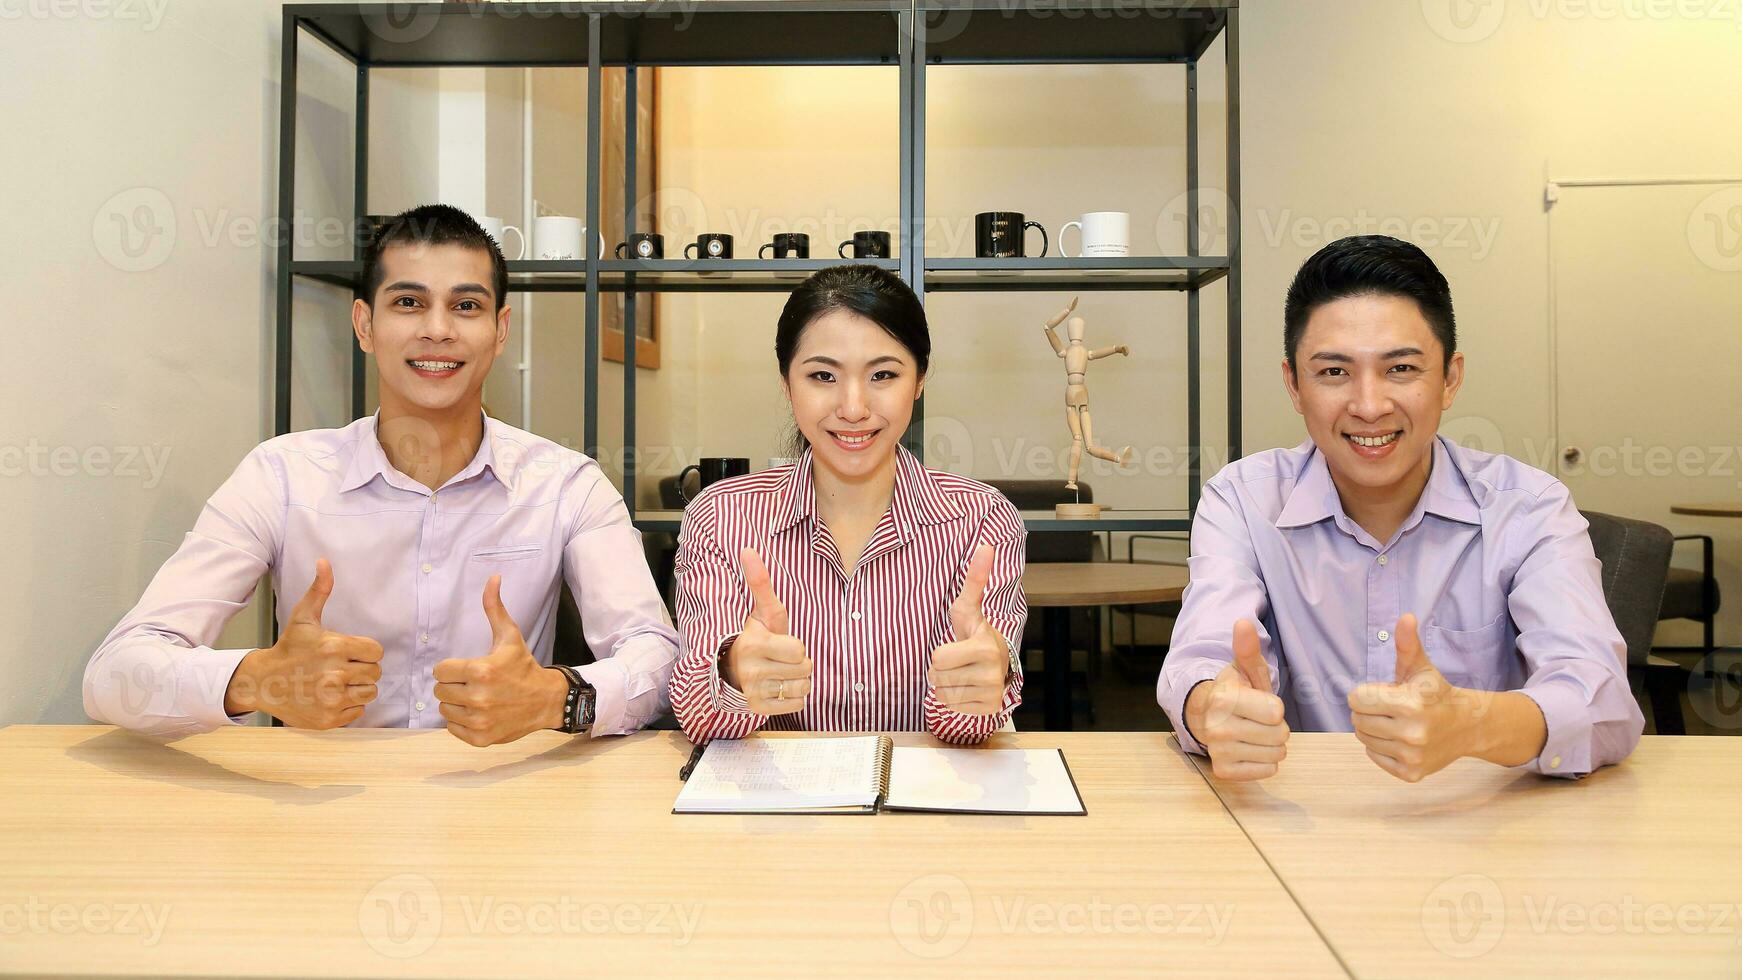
[290, 558, 332, 626]
[1231, 618, 1270, 691]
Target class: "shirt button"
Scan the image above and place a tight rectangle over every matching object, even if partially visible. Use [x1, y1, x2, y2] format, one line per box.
[1549, 755, 1562, 769]
[421, 563, 433, 574]
[850, 611, 862, 621]
[415, 701, 426, 711]
[1377, 555, 1389, 566]
[1377, 629, 1391, 642]
[852, 682, 866, 694]
[421, 633, 430, 644]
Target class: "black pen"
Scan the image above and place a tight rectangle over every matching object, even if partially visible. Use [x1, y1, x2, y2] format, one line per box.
[678, 742, 706, 781]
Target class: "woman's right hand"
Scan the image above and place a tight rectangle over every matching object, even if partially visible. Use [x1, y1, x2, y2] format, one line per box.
[722, 548, 812, 715]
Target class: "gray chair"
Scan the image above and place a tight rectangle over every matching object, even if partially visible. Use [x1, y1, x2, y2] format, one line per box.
[1582, 510, 1686, 734]
[1656, 533, 1721, 676]
[1109, 533, 1188, 670]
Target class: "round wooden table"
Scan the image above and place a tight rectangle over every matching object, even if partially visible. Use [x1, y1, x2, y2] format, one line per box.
[1021, 562, 1191, 730]
[1670, 503, 1742, 518]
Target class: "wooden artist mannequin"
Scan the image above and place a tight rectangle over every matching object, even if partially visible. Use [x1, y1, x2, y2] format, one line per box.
[1043, 297, 1134, 510]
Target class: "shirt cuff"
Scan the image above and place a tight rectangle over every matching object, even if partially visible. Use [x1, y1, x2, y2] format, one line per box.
[708, 633, 757, 715]
[193, 647, 258, 731]
[576, 658, 627, 736]
[1516, 681, 1593, 778]
[1158, 661, 1226, 756]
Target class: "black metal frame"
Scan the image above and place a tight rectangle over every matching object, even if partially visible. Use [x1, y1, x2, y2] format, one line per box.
[273, 0, 1242, 534]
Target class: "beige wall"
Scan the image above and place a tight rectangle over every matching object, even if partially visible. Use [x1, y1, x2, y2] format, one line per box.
[646, 2, 1742, 645]
[4, 0, 1739, 724]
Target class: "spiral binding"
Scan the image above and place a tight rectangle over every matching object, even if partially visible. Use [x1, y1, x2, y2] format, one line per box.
[873, 735, 895, 806]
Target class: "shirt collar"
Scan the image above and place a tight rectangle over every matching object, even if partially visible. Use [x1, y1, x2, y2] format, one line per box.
[1275, 434, 1479, 531]
[339, 410, 503, 494]
[769, 443, 963, 537]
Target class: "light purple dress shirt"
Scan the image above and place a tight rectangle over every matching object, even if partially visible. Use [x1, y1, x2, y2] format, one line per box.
[1157, 435, 1644, 777]
[84, 413, 679, 738]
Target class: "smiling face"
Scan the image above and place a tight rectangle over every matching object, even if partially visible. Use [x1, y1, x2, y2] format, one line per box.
[1282, 292, 1464, 502]
[352, 241, 510, 416]
[781, 308, 925, 484]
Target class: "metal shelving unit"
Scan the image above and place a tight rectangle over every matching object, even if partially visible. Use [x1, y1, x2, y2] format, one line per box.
[275, 0, 1240, 538]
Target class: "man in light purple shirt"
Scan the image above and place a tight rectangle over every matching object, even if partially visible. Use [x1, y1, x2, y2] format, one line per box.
[1159, 235, 1643, 782]
[85, 204, 679, 742]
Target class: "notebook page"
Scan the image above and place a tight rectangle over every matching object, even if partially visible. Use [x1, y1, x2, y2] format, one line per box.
[883, 747, 1085, 815]
[674, 736, 882, 812]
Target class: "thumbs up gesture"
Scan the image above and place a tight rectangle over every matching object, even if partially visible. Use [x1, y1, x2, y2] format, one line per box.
[1347, 613, 1486, 782]
[721, 549, 812, 715]
[1184, 619, 1290, 780]
[224, 558, 384, 728]
[433, 575, 570, 747]
[926, 545, 1011, 716]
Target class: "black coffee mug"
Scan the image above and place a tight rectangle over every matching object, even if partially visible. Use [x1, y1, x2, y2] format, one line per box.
[839, 230, 892, 259]
[975, 212, 1047, 258]
[677, 457, 751, 505]
[616, 233, 664, 260]
[759, 233, 810, 259]
[685, 233, 733, 260]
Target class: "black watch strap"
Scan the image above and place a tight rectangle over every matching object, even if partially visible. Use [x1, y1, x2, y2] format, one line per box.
[552, 664, 595, 735]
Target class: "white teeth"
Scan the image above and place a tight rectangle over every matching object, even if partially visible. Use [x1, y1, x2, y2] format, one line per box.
[1349, 432, 1400, 447]
[835, 433, 874, 445]
[411, 360, 461, 371]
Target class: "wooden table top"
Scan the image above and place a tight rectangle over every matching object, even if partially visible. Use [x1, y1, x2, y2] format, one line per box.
[1670, 502, 1742, 518]
[0, 726, 1342, 978]
[1197, 733, 1742, 978]
[1022, 562, 1190, 607]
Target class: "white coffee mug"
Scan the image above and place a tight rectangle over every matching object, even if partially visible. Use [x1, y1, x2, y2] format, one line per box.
[533, 215, 606, 260]
[1059, 211, 1131, 257]
[476, 216, 525, 261]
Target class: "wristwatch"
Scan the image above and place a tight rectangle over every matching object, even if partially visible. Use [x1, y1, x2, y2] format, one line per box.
[551, 664, 596, 735]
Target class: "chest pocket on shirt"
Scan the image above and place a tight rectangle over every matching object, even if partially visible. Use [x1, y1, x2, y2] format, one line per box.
[470, 544, 544, 563]
[1422, 614, 1514, 691]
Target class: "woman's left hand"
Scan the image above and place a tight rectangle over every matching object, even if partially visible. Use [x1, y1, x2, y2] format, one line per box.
[926, 545, 1010, 715]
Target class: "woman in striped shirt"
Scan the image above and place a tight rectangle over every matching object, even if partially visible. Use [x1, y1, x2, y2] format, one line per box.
[669, 264, 1028, 744]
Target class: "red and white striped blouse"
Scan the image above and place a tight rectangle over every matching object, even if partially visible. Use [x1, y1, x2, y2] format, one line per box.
[669, 445, 1027, 744]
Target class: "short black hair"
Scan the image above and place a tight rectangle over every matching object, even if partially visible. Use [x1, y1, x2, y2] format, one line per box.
[1283, 235, 1456, 374]
[359, 204, 508, 312]
[775, 264, 931, 377]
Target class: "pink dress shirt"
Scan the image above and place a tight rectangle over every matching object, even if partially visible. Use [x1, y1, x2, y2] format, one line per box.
[84, 413, 679, 738]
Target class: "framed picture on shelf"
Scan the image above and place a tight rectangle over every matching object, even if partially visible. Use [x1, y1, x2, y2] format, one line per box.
[602, 67, 659, 369]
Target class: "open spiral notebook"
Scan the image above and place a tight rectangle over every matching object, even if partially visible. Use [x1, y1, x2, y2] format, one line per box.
[673, 736, 1086, 816]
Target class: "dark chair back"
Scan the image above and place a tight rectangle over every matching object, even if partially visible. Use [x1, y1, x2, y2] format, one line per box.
[987, 480, 1097, 563]
[552, 580, 594, 668]
[1581, 510, 1673, 669]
